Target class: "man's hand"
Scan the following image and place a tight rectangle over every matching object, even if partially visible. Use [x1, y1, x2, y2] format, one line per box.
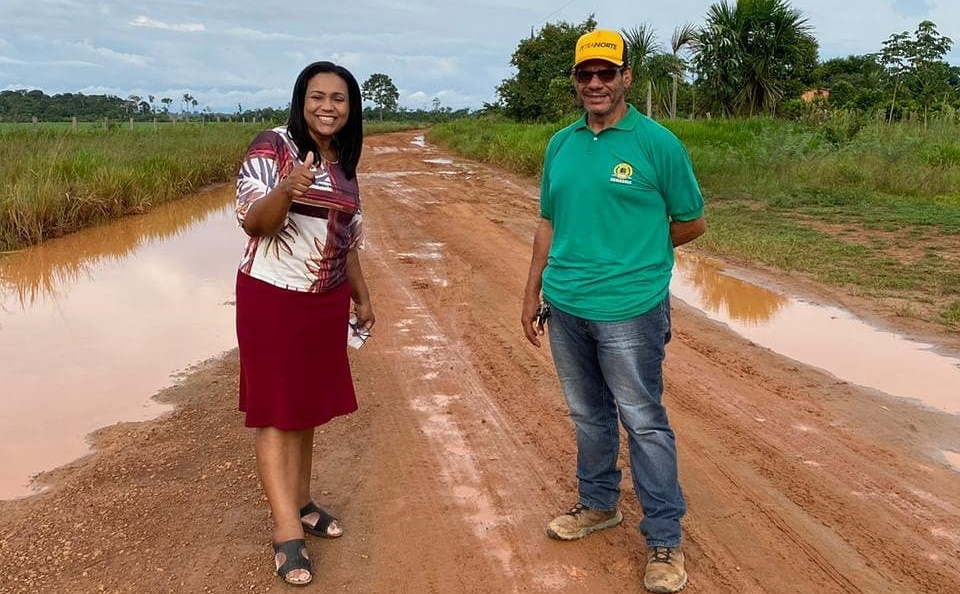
[522, 297, 545, 347]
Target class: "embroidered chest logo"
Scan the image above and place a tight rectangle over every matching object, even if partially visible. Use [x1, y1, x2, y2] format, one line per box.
[610, 162, 634, 185]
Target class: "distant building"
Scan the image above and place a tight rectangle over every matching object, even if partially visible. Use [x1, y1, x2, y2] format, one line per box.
[801, 88, 830, 102]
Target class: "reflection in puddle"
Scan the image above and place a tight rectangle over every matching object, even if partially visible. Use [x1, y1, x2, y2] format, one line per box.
[671, 252, 960, 415]
[674, 254, 788, 323]
[2, 194, 227, 310]
[0, 186, 240, 499]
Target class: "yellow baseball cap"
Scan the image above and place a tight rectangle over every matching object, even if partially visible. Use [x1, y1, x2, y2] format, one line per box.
[574, 29, 626, 67]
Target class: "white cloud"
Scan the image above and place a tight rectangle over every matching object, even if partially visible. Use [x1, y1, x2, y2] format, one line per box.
[130, 16, 205, 33]
[226, 28, 299, 42]
[65, 40, 151, 68]
[0, 1, 956, 114]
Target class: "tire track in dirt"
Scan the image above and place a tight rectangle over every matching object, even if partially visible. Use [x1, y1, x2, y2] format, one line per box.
[351, 148, 655, 592]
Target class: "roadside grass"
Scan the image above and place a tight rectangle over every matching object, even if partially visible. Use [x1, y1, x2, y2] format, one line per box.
[944, 301, 960, 325]
[0, 120, 422, 251]
[427, 115, 560, 176]
[429, 113, 960, 328]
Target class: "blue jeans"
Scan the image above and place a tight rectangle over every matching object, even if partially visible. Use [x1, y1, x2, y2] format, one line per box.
[547, 296, 685, 547]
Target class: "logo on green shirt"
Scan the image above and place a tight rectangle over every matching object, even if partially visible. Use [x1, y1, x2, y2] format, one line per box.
[610, 162, 633, 185]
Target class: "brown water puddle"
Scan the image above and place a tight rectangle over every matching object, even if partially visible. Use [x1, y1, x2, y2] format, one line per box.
[0, 186, 240, 499]
[671, 251, 960, 415]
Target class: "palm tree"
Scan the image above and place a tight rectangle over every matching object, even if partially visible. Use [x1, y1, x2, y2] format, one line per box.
[692, 0, 818, 116]
[182, 93, 194, 117]
[621, 24, 661, 116]
[670, 24, 699, 118]
[646, 54, 679, 118]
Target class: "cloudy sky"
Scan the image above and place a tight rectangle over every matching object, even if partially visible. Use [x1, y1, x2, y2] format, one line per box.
[2, 0, 957, 114]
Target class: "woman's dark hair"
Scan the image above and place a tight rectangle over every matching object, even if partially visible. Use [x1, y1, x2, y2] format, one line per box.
[286, 61, 363, 180]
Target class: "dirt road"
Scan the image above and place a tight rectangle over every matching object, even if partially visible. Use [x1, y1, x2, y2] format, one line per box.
[2, 131, 959, 594]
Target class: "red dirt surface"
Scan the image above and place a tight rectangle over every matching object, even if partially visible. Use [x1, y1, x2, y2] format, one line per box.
[2, 131, 959, 594]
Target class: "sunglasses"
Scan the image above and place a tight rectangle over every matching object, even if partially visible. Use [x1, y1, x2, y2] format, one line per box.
[574, 67, 624, 83]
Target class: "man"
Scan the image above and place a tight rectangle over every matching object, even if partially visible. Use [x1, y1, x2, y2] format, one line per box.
[521, 28, 706, 594]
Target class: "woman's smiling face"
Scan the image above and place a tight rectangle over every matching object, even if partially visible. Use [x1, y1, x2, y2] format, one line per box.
[303, 72, 349, 144]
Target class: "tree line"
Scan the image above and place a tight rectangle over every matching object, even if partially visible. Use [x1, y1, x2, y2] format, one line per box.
[496, 1, 958, 123]
[0, 89, 287, 123]
[1, 80, 473, 125]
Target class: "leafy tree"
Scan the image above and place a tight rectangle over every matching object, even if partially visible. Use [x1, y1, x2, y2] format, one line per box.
[880, 31, 913, 122]
[881, 21, 954, 125]
[811, 54, 885, 112]
[906, 21, 953, 126]
[361, 73, 399, 120]
[543, 77, 579, 121]
[161, 97, 173, 114]
[693, 0, 819, 116]
[497, 16, 597, 122]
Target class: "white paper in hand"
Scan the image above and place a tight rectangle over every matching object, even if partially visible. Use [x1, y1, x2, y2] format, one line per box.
[347, 313, 369, 349]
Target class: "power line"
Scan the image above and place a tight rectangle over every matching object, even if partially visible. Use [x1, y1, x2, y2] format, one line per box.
[535, 0, 580, 27]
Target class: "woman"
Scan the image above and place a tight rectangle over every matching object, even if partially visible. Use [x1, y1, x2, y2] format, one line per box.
[234, 61, 374, 586]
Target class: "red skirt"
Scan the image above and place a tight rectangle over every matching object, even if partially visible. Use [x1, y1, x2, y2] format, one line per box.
[236, 272, 358, 429]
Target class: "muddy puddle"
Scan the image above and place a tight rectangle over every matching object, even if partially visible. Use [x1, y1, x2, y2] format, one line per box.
[671, 251, 960, 415]
[0, 186, 239, 499]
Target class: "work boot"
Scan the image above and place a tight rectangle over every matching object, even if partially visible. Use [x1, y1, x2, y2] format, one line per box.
[644, 546, 687, 593]
[545, 502, 622, 540]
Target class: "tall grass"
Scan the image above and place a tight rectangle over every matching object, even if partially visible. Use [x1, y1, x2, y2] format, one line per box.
[0, 123, 258, 250]
[428, 112, 960, 327]
[0, 120, 423, 251]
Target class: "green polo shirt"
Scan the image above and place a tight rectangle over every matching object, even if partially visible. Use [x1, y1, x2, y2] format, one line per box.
[540, 105, 704, 321]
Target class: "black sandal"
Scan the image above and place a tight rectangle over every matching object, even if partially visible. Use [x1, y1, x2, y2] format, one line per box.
[300, 501, 343, 539]
[273, 538, 312, 586]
